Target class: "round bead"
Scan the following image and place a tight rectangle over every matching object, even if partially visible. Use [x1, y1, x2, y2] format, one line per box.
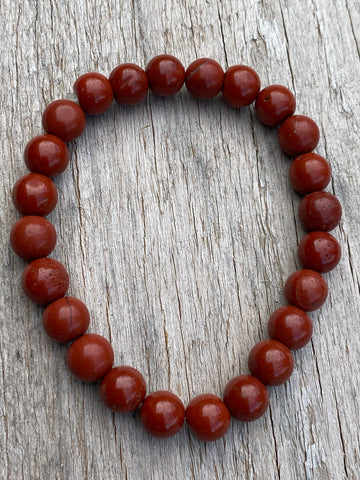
[255, 85, 296, 126]
[42, 296, 90, 343]
[109, 63, 148, 105]
[278, 115, 320, 156]
[185, 58, 224, 99]
[66, 334, 114, 382]
[248, 339, 294, 386]
[289, 153, 331, 194]
[222, 65, 261, 108]
[21, 257, 69, 305]
[145, 54, 185, 96]
[267, 306, 313, 350]
[298, 191, 342, 232]
[12, 173, 58, 216]
[284, 269, 328, 311]
[74, 72, 113, 114]
[298, 231, 341, 273]
[100, 366, 146, 414]
[140, 391, 185, 438]
[223, 375, 269, 421]
[10, 215, 57, 261]
[186, 394, 231, 442]
[42, 100, 86, 142]
[24, 134, 69, 177]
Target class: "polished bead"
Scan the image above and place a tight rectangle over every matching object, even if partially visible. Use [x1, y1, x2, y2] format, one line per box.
[298, 231, 341, 273]
[289, 153, 331, 194]
[10, 216, 57, 261]
[186, 393, 231, 442]
[21, 257, 69, 305]
[267, 306, 313, 350]
[222, 65, 260, 108]
[42, 296, 90, 343]
[12, 173, 58, 216]
[66, 333, 114, 382]
[146, 54, 185, 96]
[223, 375, 269, 421]
[100, 366, 146, 413]
[74, 72, 113, 114]
[140, 391, 185, 438]
[185, 58, 224, 99]
[248, 339, 294, 386]
[255, 85, 296, 126]
[298, 191, 342, 231]
[109, 63, 148, 105]
[278, 115, 320, 156]
[24, 134, 69, 177]
[284, 269, 328, 311]
[42, 100, 86, 142]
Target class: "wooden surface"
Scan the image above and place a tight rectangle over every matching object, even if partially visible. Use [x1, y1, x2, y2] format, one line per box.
[1, 0, 360, 479]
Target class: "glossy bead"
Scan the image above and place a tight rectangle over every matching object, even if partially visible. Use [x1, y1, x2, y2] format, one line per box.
[42, 296, 90, 343]
[278, 115, 320, 156]
[66, 333, 114, 382]
[109, 63, 148, 105]
[12, 173, 58, 216]
[74, 72, 113, 114]
[255, 85, 296, 126]
[146, 54, 185, 96]
[289, 153, 331, 194]
[222, 65, 261, 108]
[248, 339, 294, 386]
[298, 191, 342, 232]
[42, 100, 86, 142]
[284, 269, 328, 311]
[24, 134, 69, 177]
[185, 58, 224, 99]
[186, 394, 231, 442]
[298, 231, 341, 273]
[267, 306, 313, 350]
[10, 216, 57, 261]
[100, 366, 146, 413]
[140, 391, 185, 438]
[21, 257, 69, 305]
[223, 375, 269, 421]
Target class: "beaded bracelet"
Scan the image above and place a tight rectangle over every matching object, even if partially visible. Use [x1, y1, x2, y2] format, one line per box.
[10, 55, 342, 442]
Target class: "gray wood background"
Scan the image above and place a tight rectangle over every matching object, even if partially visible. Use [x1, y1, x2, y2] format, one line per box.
[1, 0, 359, 479]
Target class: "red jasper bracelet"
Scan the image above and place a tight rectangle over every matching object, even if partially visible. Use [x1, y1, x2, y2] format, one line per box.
[10, 54, 342, 442]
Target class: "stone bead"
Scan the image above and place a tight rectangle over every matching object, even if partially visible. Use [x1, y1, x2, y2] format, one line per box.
[145, 54, 185, 96]
[267, 306, 313, 350]
[140, 391, 185, 438]
[12, 173, 58, 216]
[24, 134, 69, 177]
[74, 72, 113, 114]
[298, 191, 342, 232]
[185, 58, 224, 99]
[255, 85, 296, 126]
[222, 65, 260, 108]
[109, 63, 149, 105]
[42, 100, 86, 142]
[284, 269, 328, 311]
[298, 231, 341, 273]
[289, 153, 331, 194]
[223, 375, 269, 421]
[278, 115, 320, 156]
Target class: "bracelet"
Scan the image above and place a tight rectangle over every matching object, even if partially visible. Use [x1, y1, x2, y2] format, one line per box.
[10, 55, 342, 442]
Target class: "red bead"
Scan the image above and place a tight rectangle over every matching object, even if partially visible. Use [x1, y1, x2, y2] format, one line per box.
[289, 153, 331, 194]
[185, 58, 224, 99]
[267, 306, 313, 350]
[140, 391, 185, 438]
[284, 269, 328, 311]
[10, 216, 57, 261]
[223, 375, 269, 421]
[21, 257, 69, 305]
[222, 65, 260, 108]
[109, 63, 148, 105]
[42, 296, 90, 343]
[100, 366, 146, 413]
[24, 134, 69, 177]
[186, 394, 231, 442]
[74, 72, 113, 114]
[298, 231, 341, 273]
[248, 339, 294, 386]
[255, 85, 296, 126]
[146, 54, 185, 96]
[66, 333, 114, 382]
[278, 115, 320, 156]
[298, 191, 342, 232]
[12, 173, 58, 216]
[42, 100, 86, 142]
